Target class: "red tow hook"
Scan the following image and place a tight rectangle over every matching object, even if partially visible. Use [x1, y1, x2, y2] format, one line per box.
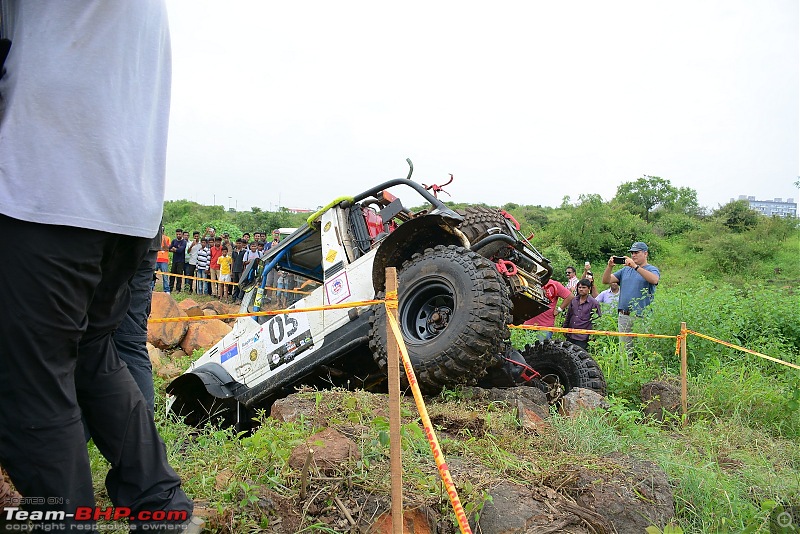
[499, 209, 521, 230]
[502, 356, 541, 382]
[495, 259, 518, 276]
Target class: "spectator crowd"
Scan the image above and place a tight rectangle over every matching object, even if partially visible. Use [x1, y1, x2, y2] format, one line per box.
[157, 227, 661, 354]
[156, 226, 302, 306]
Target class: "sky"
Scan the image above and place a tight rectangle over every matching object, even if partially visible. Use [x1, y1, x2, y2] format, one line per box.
[164, 1, 799, 213]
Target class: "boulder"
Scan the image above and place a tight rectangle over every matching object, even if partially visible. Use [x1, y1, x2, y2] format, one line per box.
[572, 453, 675, 534]
[271, 396, 318, 423]
[478, 482, 596, 533]
[288, 428, 361, 474]
[147, 293, 189, 349]
[641, 380, 682, 422]
[517, 397, 550, 431]
[560, 388, 609, 417]
[178, 298, 204, 317]
[179, 319, 231, 355]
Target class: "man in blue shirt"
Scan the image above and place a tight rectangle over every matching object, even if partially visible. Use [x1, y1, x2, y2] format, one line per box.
[601, 241, 660, 355]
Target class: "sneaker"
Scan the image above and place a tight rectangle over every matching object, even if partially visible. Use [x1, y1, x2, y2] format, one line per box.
[182, 515, 205, 533]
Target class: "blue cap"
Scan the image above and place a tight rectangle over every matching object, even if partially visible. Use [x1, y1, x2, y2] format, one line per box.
[629, 241, 649, 252]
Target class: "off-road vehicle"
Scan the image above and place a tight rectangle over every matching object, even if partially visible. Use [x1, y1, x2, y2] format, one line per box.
[167, 161, 606, 429]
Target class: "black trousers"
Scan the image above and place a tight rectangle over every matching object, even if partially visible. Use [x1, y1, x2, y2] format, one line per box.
[169, 260, 185, 292]
[114, 249, 157, 412]
[183, 263, 196, 292]
[231, 271, 241, 300]
[0, 216, 192, 526]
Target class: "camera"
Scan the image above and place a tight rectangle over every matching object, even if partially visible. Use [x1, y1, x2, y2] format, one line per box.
[612, 256, 626, 264]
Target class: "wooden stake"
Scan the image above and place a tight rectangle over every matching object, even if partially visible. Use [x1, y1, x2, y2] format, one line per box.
[386, 267, 403, 533]
[680, 321, 688, 427]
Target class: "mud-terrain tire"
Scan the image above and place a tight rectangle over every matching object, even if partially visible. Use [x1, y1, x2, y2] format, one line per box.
[456, 206, 514, 244]
[370, 245, 512, 394]
[521, 339, 606, 397]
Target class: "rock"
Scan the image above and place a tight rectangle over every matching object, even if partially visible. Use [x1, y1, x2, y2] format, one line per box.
[156, 361, 182, 380]
[516, 397, 550, 431]
[478, 481, 593, 533]
[641, 380, 682, 421]
[178, 298, 204, 317]
[147, 293, 189, 350]
[368, 507, 436, 534]
[287, 428, 361, 474]
[271, 396, 318, 423]
[179, 319, 232, 355]
[146, 342, 164, 369]
[201, 300, 228, 315]
[560, 388, 609, 417]
[571, 453, 675, 534]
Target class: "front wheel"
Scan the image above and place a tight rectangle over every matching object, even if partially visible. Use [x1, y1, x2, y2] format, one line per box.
[520, 340, 606, 400]
[370, 245, 512, 394]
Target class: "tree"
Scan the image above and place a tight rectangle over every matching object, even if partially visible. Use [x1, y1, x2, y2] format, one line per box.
[614, 175, 698, 222]
[712, 200, 760, 233]
[550, 194, 649, 262]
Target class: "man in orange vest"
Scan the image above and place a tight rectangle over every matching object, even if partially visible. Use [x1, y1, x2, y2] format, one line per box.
[154, 224, 171, 292]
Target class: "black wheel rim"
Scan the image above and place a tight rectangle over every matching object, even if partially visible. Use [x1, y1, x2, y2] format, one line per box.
[399, 279, 455, 342]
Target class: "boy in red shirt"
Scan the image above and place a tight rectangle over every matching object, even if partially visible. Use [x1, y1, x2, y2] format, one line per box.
[209, 236, 223, 297]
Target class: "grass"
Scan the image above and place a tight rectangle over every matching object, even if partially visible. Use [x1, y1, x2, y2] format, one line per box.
[87, 267, 800, 531]
[86, 360, 800, 532]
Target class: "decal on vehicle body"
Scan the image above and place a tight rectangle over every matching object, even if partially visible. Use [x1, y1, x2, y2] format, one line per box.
[220, 344, 239, 363]
[243, 313, 315, 376]
[324, 271, 351, 305]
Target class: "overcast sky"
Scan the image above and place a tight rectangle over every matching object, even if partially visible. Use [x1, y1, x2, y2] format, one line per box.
[164, 1, 799, 213]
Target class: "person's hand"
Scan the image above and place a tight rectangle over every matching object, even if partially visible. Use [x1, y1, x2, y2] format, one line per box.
[607, 256, 615, 267]
[624, 256, 636, 268]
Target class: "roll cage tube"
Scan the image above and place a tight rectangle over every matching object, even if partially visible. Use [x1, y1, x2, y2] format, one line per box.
[340, 160, 462, 222]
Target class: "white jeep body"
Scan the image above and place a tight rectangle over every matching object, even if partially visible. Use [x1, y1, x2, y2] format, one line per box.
[166, 173, 562, 429]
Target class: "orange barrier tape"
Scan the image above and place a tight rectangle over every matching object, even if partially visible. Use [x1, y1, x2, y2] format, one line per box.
[147, 298, 385, 323]
[687, 329, 800, 371]
[674, 335, 683, 357]
[385, 290, 398, 309]
[511, 324, 676, 339]
[385, 308, 473, 534]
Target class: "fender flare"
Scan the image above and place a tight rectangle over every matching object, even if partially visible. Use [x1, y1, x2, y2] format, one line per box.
[371, 214, 468, 292]
[166, 363, 241, 401]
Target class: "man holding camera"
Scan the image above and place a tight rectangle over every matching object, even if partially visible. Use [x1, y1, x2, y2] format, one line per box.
[601, 241, 660, 355]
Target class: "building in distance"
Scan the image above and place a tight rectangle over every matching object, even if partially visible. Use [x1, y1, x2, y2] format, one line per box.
[735, 195, 797, 218]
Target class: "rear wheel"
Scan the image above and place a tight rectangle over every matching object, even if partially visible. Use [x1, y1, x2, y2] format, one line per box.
[370, 245, 512, 394]
[456, 206, 514, 244]
[520, 339, 606, 401]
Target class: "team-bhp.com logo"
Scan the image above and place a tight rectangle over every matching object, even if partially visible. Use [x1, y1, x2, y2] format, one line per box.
[4, 506, 188, 527]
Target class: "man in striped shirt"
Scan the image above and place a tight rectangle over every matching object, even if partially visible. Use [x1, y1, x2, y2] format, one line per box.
[195, 238, 211, 295]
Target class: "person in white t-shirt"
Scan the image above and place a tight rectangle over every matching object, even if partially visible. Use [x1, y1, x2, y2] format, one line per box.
[0, 3, 200, 531]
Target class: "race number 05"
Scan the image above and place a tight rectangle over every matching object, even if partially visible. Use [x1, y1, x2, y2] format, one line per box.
[268, 314, 299, 345]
